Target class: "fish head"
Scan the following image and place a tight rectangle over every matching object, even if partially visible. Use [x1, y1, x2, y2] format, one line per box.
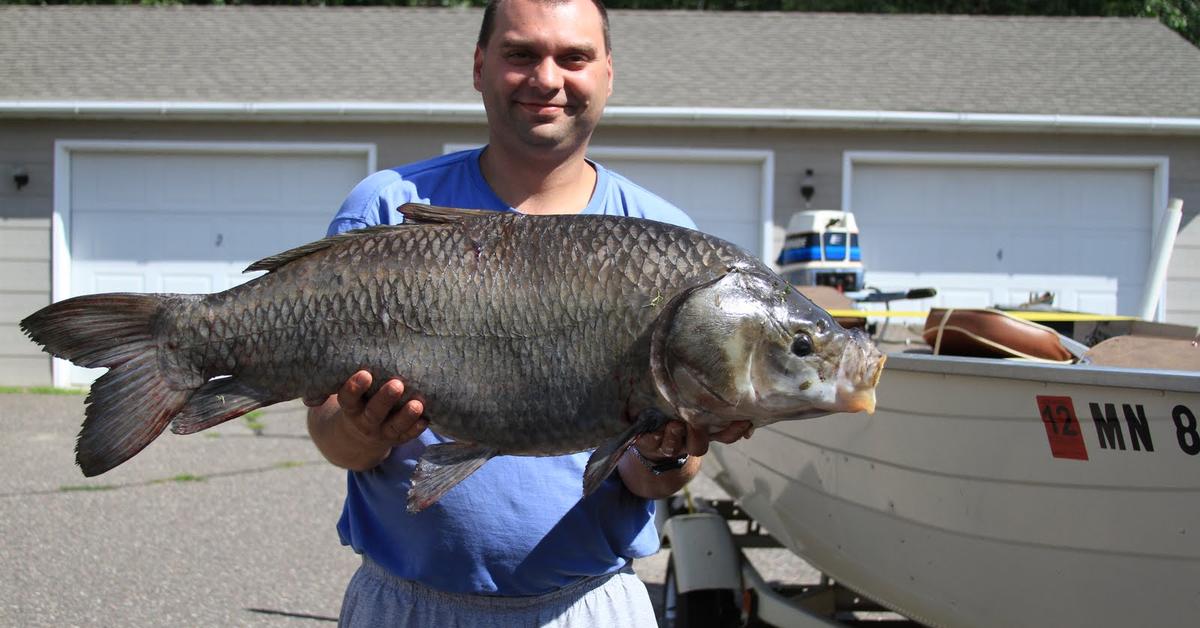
[653, 269, 885, 430]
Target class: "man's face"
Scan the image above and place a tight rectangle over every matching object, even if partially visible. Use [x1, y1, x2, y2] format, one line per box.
[474, 0, 613, 155]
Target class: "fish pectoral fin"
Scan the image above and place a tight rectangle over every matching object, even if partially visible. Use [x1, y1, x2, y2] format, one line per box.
[170, 378, 279, 435]
[582, 409, 673, 497]
[408, 442, 497, 513]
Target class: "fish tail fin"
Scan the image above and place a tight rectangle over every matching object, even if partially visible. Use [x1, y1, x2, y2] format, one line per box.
[21, 294, 193, 476]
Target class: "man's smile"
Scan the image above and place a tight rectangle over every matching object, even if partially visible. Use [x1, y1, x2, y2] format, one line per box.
[516, 100, 569, 115]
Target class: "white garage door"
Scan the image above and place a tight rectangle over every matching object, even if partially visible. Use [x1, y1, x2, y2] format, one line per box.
[59, 142, 373, 386]
[847, 153, 1165, 316]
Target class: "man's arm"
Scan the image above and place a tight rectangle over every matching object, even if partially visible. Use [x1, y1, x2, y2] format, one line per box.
[617, 420, 752, 500]
[306, 370, 429, 471]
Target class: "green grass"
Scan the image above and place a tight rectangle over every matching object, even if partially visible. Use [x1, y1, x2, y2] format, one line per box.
[243, 410, 266, 435]
[58, 484, 118, 492]
[0, 385, 87, 395]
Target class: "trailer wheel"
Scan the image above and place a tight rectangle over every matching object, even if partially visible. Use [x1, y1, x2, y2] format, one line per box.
[662, 554, 740, 628]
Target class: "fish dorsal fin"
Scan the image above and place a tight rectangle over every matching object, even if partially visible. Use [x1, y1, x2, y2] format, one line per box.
[398, 203, 496, 224]
[244, 225, 403, 273]
[245, 204, 494, 274]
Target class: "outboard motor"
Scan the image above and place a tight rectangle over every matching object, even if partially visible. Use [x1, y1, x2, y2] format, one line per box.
[776, 210, 863, 292]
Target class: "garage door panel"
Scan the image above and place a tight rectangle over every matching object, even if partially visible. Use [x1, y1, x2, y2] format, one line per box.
[601, 160, 760, 212]
[705, 221, 758, 253]
[1068, 171, 1153, 227]
[74, 210, 331, 264]
[160, 274, 214, 294]
[72, 154, 151, 212]
[91, 272, 144, 294]
[73, 152, 363, 215]
[861, 226, 994, 273]
[145, 159, 217, 210]
[866, 271, 1119, 312]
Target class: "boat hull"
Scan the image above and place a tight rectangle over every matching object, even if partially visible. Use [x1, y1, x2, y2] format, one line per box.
[704, 353, 1200, 627]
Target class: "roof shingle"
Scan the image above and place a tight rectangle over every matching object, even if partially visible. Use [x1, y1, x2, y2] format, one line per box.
[3, 6, 1198, 117]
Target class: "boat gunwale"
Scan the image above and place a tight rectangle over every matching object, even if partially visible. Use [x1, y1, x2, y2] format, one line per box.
[884, 352, 1200, 393]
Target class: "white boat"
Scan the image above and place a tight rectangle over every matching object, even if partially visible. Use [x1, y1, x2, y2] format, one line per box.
[697, 351, 1200, 627]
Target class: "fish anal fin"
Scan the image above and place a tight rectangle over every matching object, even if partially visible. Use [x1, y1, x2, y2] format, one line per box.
[408, 441, 497, 513]
[170, 378, 279, 435]
[582, 409, 673, 497]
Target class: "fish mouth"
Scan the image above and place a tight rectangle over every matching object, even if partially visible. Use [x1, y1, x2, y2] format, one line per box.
[833, 344, 887, 415]
[835, 388, 878, 414]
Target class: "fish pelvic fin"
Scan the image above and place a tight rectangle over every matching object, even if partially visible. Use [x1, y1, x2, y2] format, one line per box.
[582, 409, 673, 497]
[20, 293, 193, 477]
[408, 441, 497, 513]
[170, 378, 279, 435]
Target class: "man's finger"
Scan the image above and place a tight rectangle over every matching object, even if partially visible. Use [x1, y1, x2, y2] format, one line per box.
[709, 420, 753, 444]
[363, 379, 405, 426]
[684, 424, 711, 457]
[659, 421, 686, 457]
[386, 406, 429, 443]
[336, 370, 373, 414]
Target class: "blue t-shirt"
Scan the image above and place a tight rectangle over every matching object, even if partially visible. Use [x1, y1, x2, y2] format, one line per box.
[328, 147, 696, 596]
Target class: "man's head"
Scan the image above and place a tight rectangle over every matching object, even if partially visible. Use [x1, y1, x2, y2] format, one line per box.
[473, 0, 614, 158]
[478, 0, 611, 54]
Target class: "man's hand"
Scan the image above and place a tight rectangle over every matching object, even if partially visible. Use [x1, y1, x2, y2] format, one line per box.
[633, 419, 753, 460]
[305, 370, 428, 471]
[618, 419, 753, 500]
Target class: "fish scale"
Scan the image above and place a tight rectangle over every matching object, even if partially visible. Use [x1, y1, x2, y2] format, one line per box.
[20, 203, 885, 511]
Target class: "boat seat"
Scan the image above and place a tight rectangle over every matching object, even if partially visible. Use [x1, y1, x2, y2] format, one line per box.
[923, 308, 1073, 363]
[1084, 335, 1200, 371]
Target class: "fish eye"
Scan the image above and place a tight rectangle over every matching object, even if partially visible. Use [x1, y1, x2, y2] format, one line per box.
[790, 333, 813, 357]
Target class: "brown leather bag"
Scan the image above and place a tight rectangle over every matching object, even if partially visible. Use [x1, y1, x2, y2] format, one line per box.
[923, 308, 1073, 362]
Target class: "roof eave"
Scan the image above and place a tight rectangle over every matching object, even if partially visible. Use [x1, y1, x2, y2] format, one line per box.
[3, 101, 1200, 134]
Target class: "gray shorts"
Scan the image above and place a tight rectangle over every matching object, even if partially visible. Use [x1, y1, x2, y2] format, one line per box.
[339, 558, 658, 628]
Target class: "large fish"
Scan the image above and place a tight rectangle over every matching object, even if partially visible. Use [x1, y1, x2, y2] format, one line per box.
[22, 204, 885, 511]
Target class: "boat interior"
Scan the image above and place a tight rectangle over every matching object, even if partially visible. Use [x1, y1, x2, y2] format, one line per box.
[797, 285, 1200, 373]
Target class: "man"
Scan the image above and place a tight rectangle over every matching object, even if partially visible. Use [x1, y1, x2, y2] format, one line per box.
[307, 0, 752, 624]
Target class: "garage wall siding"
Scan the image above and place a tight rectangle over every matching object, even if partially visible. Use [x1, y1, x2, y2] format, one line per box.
[1, 118, 1197, 385]
[1, 125, 55, 385]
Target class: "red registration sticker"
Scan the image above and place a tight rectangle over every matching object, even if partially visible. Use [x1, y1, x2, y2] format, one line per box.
[1036, 396, 1089, 460]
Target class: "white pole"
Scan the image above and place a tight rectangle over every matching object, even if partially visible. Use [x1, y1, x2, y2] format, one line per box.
[1139, 198, 1184, 321]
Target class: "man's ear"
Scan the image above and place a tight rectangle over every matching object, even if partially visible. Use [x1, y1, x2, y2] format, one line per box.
[606, 53, 614, 97]
[473, 45, 485, 92]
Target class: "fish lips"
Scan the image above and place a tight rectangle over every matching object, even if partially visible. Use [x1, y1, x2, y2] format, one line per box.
[833, 341, 887, 414]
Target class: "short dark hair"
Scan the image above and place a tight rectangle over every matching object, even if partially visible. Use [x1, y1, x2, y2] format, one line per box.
[477, 0, 611, 53]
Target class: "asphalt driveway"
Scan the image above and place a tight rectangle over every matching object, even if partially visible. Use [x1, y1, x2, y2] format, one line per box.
[1, 393, 357, 626]
[0, 392, 818, 627]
